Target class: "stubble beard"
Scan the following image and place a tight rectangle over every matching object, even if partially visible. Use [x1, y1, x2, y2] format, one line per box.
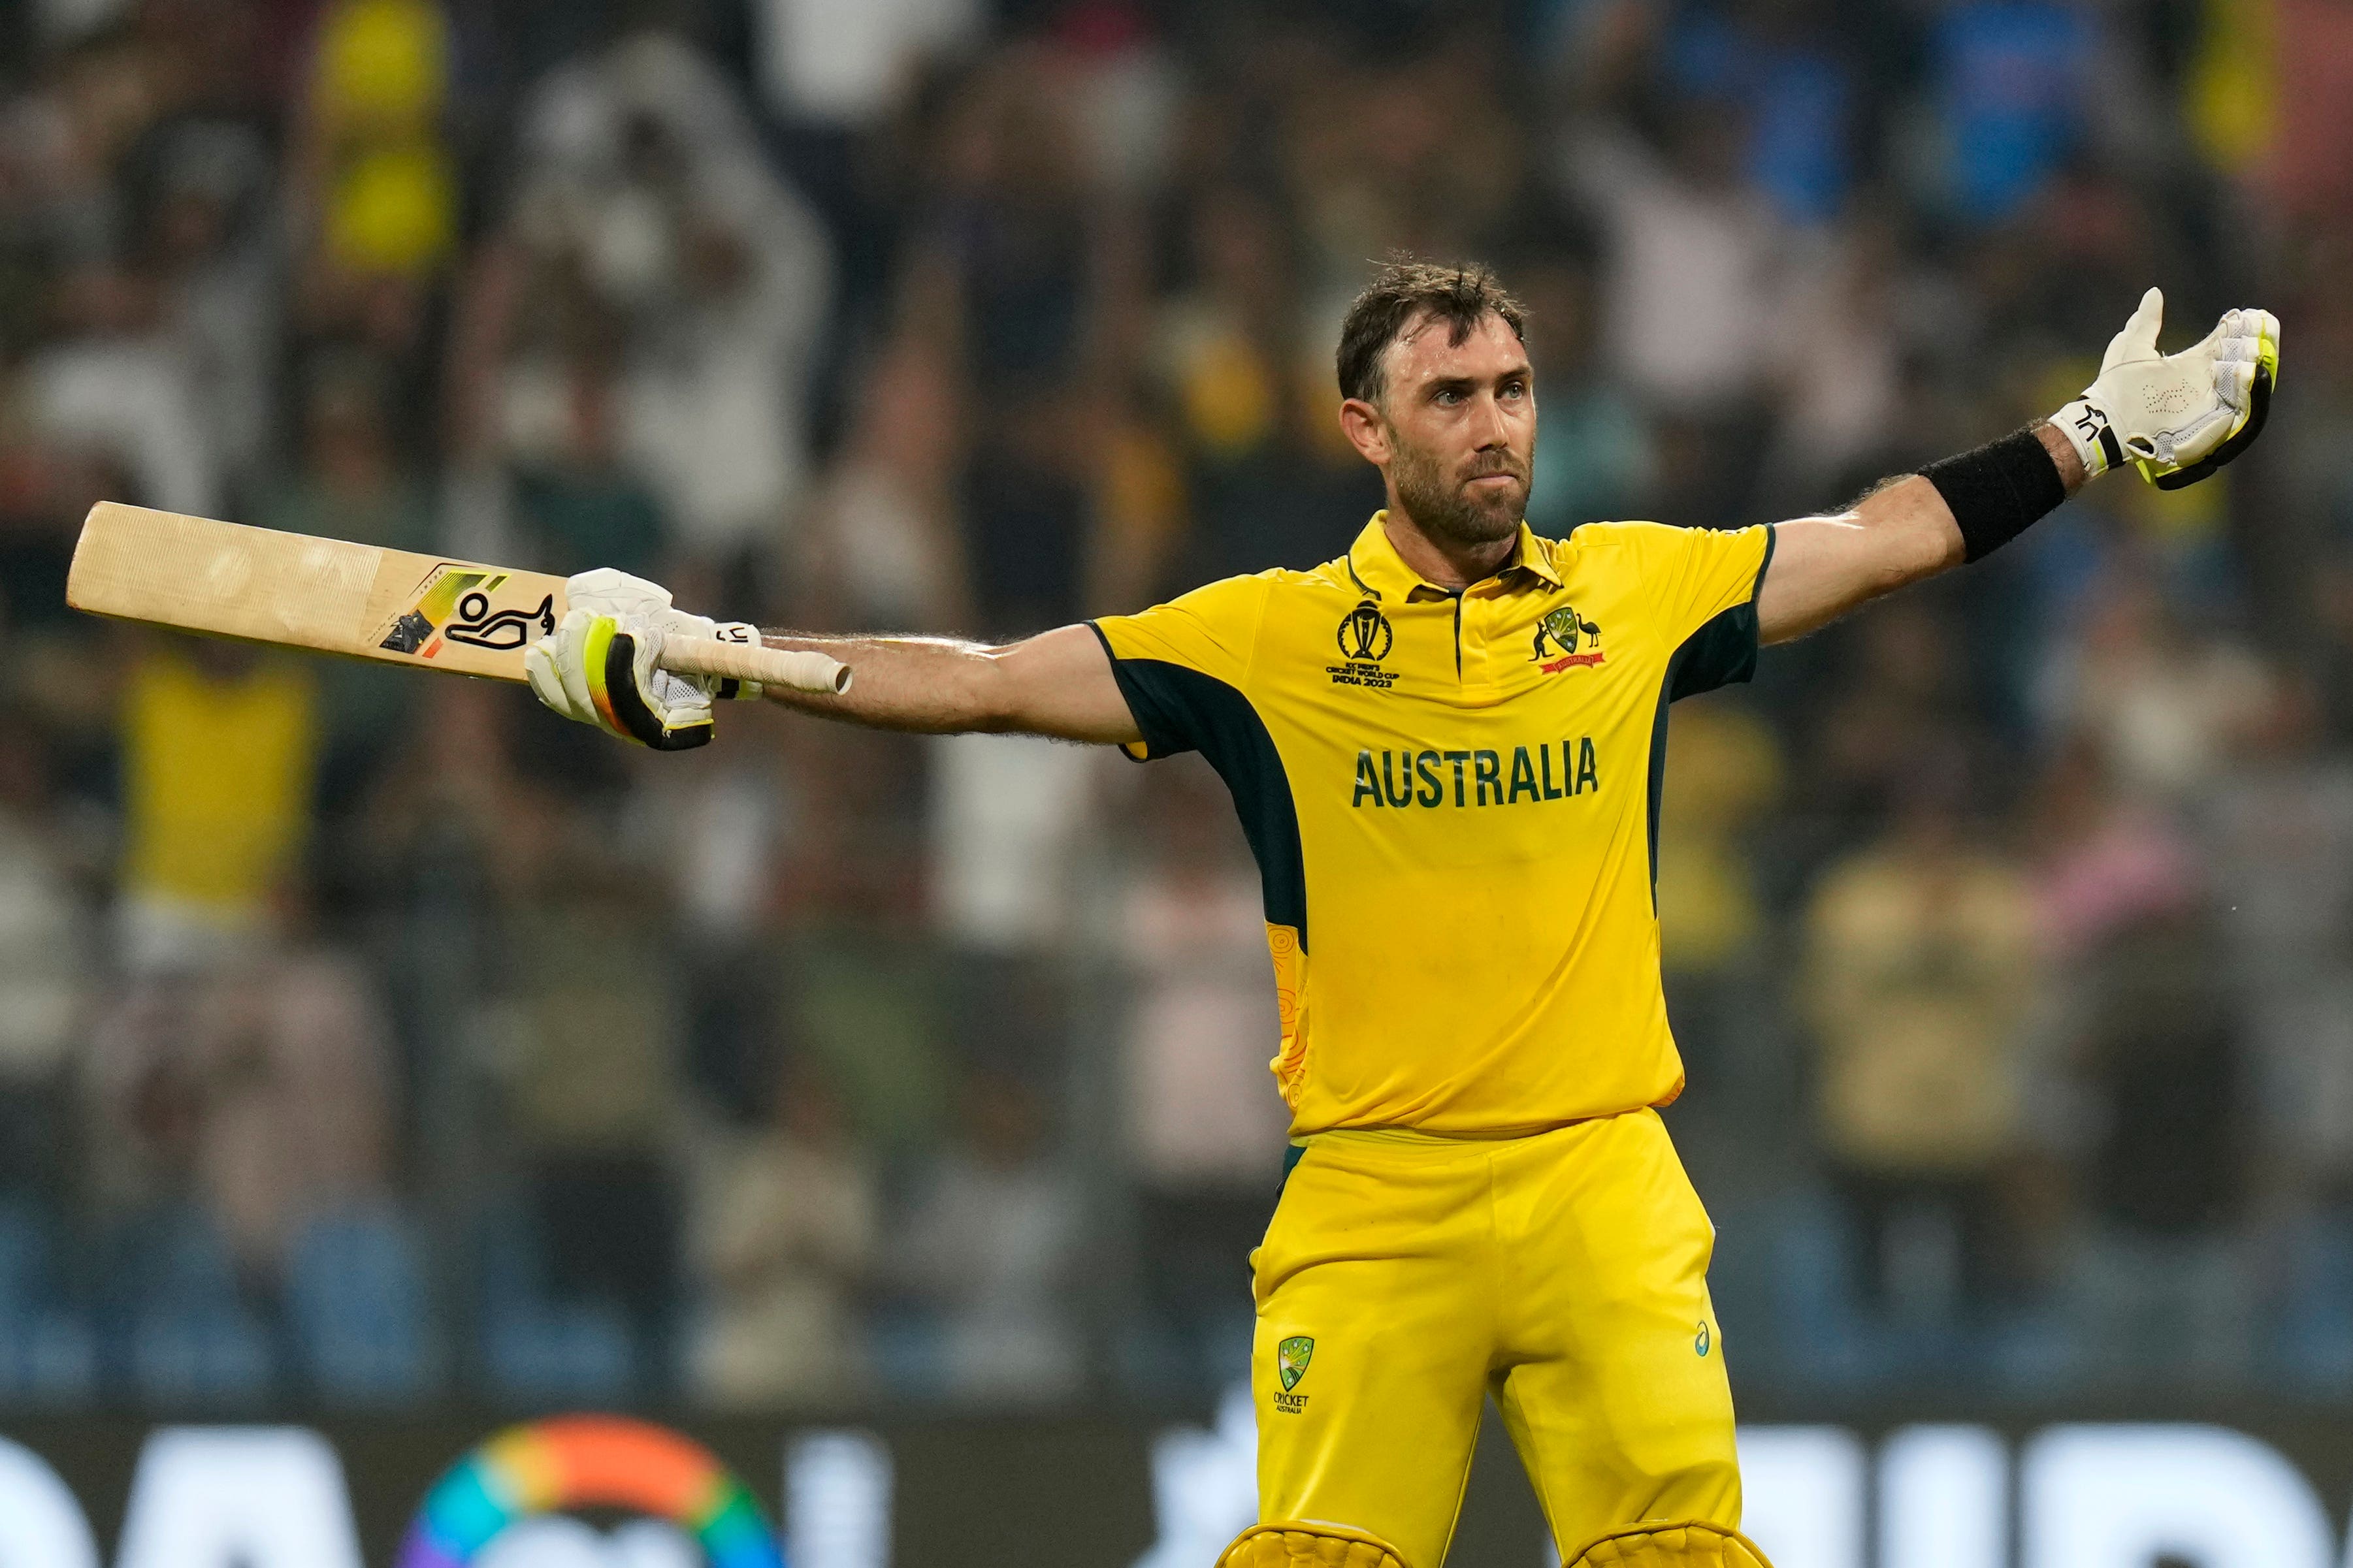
[1387, 432, 1530, 550]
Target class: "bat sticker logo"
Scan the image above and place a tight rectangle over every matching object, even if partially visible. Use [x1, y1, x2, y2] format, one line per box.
[444, 591, 557, 650]
[379, 611, 434, 654]
[374, 568, 555, 658]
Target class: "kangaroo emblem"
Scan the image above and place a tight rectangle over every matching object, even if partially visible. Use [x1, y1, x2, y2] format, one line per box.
[1533, 605, 1601, 660]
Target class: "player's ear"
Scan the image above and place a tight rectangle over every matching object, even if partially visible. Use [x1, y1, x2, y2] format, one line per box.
[1339, 396, 1391, 466]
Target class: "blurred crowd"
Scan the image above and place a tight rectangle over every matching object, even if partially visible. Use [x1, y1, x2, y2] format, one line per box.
[0, 0, 2350, 1412]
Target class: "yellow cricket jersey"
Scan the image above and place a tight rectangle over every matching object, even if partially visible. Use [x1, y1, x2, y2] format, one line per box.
[1090, 511, 1774, 1136]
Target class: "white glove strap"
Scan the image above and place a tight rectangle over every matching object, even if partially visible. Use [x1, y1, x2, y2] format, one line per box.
[2053, 396, 2123, 480]
[647, 611, 766, 700]
[702, 620, 766, 701]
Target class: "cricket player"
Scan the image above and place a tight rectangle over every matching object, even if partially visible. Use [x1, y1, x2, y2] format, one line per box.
[526, 263, 2277, 1568]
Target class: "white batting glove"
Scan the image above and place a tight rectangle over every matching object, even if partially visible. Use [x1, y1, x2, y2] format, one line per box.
[2053, 288, 2281, 490]
[522, 568, 764, 751]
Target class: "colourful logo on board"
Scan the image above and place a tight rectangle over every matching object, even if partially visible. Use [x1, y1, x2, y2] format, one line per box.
[393, 1415, 782, 1568]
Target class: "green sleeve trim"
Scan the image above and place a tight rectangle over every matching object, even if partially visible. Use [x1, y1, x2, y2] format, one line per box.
[1642, 528, 1774, 906]
[1082, 631, 1309, 948]
[1084, 622, 1153, 762]
[1668, 524, 1773, 703]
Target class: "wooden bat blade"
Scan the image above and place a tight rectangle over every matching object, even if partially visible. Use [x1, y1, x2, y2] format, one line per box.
[67, 502, 852, 697]
[68, 501, 563, 682]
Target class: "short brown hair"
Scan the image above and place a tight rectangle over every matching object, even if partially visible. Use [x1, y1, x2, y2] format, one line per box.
[1336, 258, 1527, 406]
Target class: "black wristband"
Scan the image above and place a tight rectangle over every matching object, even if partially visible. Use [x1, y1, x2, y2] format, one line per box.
[1919, 427, 2068, 564]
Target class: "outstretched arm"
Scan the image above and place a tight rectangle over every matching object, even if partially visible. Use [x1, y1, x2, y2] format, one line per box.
[751, 622, 1141, 744]
[1757, 289, 2277, 645]
[523, 565, 1141, 748]
[1758, 426, 2083, 645]
[529, 580, 1143, 750]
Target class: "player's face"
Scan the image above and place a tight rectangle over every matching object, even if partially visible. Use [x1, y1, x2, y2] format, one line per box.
[1371, 311, 1536, 549]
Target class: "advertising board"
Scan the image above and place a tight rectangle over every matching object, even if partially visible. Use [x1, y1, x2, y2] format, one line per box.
[5, 1396, 2353, 1566]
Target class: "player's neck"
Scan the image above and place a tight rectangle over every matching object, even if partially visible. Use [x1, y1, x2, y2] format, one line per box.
[1380, 505, 1519, 592]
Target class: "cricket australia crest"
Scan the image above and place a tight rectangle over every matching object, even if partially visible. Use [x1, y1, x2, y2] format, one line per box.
[1533, 604, 1604, 673]
[1277, 1335, 1314, 1392]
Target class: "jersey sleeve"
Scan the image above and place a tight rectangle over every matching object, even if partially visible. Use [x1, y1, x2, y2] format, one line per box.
[1088, 573, 1273, 760]
[1594, 520, 1776, 701]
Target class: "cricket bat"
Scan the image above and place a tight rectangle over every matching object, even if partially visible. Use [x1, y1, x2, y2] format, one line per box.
[65, 502, 850, 695]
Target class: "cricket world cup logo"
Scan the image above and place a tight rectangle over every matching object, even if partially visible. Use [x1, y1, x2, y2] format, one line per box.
[1338, 602, 1393, 664]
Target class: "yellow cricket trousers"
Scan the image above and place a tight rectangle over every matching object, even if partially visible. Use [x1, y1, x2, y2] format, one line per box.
[1249, 1108, 1739, 1567]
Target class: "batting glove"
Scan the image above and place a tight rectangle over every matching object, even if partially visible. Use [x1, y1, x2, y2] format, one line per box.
[2053, 288, 2280, 490]
[523, 568, 764, 751]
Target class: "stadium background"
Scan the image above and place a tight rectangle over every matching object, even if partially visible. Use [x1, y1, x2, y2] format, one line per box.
[0, 0, 2350, 1561]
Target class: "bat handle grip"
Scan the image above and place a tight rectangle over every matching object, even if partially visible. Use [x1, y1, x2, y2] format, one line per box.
[660, 634, 852, 696]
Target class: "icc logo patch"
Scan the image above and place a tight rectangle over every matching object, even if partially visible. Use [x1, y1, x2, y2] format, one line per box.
[1337, 602, 1393, 663]
[1329, 603, 1398, 689]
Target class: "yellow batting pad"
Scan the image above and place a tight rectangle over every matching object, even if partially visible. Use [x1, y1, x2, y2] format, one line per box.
[1566, 1520, 1776, 1568]
[1217, 1520, 1414, 1568]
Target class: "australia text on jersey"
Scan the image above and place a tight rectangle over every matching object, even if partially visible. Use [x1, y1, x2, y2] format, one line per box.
[1350, 740, 1602, 808]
